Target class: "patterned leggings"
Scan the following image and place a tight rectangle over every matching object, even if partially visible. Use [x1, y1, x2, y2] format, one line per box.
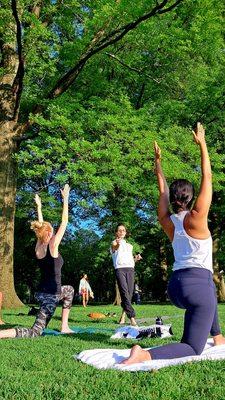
[15, 285, 74, 338]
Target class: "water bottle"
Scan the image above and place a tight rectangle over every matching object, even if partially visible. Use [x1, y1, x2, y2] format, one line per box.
[155, 316, 163, 325]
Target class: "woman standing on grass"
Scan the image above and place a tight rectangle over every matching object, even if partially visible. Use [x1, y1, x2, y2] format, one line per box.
[0, 184, 74, 339]
[111, 224, 142, 327]
[79, 274, 94, 307]
[122, 123, 225, 364]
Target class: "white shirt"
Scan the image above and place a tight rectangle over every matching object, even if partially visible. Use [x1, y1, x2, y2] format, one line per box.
[170, 211, 213, 273]
[79, 278, 92, 293]
[110, 239, 135, 269]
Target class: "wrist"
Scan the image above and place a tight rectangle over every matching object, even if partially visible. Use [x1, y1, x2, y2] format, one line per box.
[199, 139, 206, 147]
[199, 141, 207, 152]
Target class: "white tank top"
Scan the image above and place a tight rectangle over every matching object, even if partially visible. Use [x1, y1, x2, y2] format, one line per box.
[170, 211, 213, 273]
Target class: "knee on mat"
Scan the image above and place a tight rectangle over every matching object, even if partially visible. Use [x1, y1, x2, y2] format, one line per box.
[194, 347, 204, 356]
[15, 327, 42, 338]
[182, 341, 203, 356]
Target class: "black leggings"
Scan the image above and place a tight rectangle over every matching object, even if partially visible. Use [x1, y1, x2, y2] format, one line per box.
[150, 268, 220, 359]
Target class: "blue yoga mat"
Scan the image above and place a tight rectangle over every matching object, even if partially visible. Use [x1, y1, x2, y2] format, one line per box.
[43, 326, 114, 336]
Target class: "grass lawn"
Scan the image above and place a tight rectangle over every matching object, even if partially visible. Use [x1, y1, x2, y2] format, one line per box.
[1, 303, 225, 400]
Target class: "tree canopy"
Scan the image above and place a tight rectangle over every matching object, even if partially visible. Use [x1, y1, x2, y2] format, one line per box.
[1, 0, 225, 305]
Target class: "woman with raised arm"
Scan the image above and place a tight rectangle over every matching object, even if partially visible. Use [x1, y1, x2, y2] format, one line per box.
[0, 184, 74, 339]
[121, 123, 225, 365]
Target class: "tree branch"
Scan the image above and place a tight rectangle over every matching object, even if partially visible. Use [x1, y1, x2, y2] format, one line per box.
[136, 82, 146, 110]
[105, 52, 148, 75]
[105, 52, 163, 83]
[93, 0, 169, 48]
[158, 0, 184, 14]
[11, 0, 25, 121]
[47, 0, 184, 99]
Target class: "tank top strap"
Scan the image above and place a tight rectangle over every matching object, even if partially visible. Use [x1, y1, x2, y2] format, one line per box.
[170, 211, 189, 231]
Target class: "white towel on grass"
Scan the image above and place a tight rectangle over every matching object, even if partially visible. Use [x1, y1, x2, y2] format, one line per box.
[75, 339, 225, 371]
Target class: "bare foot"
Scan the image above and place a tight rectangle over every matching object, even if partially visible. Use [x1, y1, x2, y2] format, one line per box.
[61, 327, 74, 334]
[130, 317, 138, 327]
[213, 334, 225, 346]
[121, 345, 151, 365]
[119, 311, 126, 325]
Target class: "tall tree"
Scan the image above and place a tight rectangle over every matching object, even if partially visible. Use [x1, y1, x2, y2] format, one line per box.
[0, 0, 184, 307]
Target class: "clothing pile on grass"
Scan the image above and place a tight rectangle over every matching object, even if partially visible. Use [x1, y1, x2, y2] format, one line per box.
[111, 319, 173, 340]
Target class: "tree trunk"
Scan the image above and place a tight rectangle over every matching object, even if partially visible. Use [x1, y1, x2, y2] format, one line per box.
[0, 121, 23, 308]
[113, 282, 121, 305]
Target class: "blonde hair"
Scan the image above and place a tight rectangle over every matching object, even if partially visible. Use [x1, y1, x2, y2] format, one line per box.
[30, 221, 53, 242]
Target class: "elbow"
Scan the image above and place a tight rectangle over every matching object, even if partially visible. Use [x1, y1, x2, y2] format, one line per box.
[157, 213, 168, 226]
[157, 215, 164, 226]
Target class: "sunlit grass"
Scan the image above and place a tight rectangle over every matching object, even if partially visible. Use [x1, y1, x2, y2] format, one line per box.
[1, 304, 225, 400]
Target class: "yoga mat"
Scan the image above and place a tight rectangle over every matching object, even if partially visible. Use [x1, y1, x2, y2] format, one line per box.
[75, 339, 225, 371]
[43, 326, 114, 336]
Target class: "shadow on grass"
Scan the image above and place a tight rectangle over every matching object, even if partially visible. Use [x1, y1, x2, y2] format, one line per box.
[3, 313, 30, 317]
[67, 332, 137, 349]
[51, 315, 118, 325]
[0, 323, 18, 329]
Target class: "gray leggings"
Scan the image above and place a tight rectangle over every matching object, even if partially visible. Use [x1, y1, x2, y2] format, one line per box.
[150, 268, 221, 359]
[115, 268, 135, 319]
[16, 285, 74, 338]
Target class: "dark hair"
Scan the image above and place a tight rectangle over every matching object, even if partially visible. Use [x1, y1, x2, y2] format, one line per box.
[169, 179, 195, 213]
[115, 223, 126, 233]
[115, 223, 131, 237]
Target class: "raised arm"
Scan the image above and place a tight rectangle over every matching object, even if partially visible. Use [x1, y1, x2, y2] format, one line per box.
[53, 184, 70, 247]
[192, 123, 212, 217]
[35, 194, 43, 223]
[154, 142, 174, 240]
[111, 238, 121, 252]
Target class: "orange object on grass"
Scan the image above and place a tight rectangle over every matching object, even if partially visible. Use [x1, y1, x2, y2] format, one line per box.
[88, 312, 106, 319]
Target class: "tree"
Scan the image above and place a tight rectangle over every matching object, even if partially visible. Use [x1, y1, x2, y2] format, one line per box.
[0, 0, 184, 307]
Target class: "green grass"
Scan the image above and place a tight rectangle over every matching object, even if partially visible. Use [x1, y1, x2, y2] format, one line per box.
[1, 304, 225, 400]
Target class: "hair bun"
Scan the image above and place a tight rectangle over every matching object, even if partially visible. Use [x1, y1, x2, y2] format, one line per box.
[30, 221, 43, 230]
[169, 179, 195, 213]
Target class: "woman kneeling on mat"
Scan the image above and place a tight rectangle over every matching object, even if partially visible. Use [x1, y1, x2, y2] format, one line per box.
[122, 122, 225, 364]
[0, 184, 74, 339]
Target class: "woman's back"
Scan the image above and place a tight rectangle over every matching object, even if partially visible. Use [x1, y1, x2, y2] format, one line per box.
[171, 211, 212, 272]
[37, 245, 63, 294]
